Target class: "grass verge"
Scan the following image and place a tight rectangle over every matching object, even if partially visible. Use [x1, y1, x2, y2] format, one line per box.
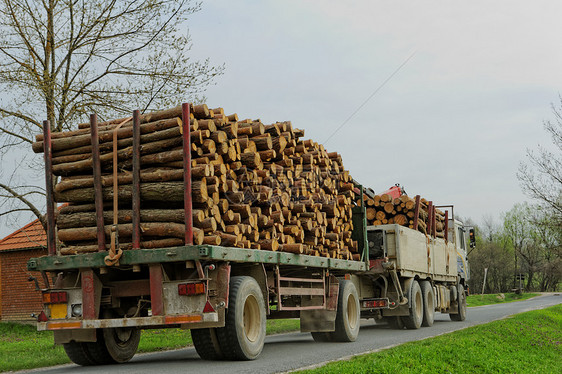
[0, 319, 300, 372]
[466, 292, 539, 307]
[297, 304, 562, 374]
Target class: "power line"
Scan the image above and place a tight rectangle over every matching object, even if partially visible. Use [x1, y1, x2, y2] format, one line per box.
[324, 50, 417, 144]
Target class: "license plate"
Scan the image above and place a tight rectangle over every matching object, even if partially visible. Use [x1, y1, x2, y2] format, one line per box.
[49, 303, 67, 319]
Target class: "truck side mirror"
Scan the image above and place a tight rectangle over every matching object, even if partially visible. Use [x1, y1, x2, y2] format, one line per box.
[469, 228, 476, 248]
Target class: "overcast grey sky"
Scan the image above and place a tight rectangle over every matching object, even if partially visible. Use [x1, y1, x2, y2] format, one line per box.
[1, 0, 561, 238]
[186, 0, 561, 221]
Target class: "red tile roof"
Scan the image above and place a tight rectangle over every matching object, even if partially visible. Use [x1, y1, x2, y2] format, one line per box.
[0, 219, 46, 251]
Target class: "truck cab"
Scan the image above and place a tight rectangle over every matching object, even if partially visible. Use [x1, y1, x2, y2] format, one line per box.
[447, 219, 474, 292]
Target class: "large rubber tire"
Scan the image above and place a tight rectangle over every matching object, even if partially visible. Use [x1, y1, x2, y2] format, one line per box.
[82, 329, 117, 365]
[420, 281, 435, 327]
[311, 332, 334, 342]
[330, 280, 360, 342]
[402, 280, 423, 329]
[192, 328, 224, 360]
[101, 327, 140, 363]
[63, 341, 97, 366]
[450, 284, 467, 321]
[216, 276, 266, 360]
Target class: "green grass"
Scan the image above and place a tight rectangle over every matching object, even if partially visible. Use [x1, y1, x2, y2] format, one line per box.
[298, 304, 562, 374]
[0, 318, 300, 372]
[466, 292, 539, 307]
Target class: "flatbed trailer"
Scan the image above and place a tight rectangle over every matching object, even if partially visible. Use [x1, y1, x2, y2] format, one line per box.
[27, 103, 471, 365]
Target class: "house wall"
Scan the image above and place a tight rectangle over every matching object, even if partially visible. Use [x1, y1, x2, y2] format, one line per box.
[0, 249, 45, 321]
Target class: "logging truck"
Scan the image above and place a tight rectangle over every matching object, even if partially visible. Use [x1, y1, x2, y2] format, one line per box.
[26, 104, 472, 365]
[27, 193, 473, 364]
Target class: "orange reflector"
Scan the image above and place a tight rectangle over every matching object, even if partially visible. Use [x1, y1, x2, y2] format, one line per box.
[165, 315, 202, 324]
[47, 321, 82, 330]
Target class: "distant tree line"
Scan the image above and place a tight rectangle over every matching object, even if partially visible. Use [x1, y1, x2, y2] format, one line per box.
[468, 203, 561, 293]
[468, 99, 561, 293]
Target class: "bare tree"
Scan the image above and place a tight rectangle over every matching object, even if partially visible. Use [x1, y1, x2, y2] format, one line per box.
[0, 0, 223, 232]
[518, 96, 562, 224]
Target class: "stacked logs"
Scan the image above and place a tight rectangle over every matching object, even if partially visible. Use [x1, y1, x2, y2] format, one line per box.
[362, 193, 447, 238]
[32, 105, 359, 259]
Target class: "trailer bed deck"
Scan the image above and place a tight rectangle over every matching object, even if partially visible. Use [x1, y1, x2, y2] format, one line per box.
[28, 245, 367, 272]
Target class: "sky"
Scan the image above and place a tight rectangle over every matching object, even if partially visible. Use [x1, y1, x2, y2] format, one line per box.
[1, 0, 561, 238]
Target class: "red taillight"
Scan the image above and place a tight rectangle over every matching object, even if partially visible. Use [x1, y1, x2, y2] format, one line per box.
[37, 311, 48, 322]
[42, 291, 68, 304]
[362, 299, 388, 308]
[178, 283, 205, 296]
[203, 300, 215, 313]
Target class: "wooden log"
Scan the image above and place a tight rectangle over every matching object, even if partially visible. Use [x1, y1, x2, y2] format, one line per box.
[55, 181, 186, 203]
[258, 239, 279, 251]
[58, 222, 189, 241]
[60, 237, 185, 255]
[57, 209, 195, 229]
[279, 244, 303, 254]
[55, 167, 209, 193]
[217, 232, 238, 246]
[34, 117, 182, 153]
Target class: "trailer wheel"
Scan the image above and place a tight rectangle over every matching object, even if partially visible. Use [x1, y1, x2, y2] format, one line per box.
[402, 280, 423, 329]
[311, 332, 333, 342]
[450, 284, 467, 321]
[420, 281, 435, 327]
[192, 328, 224, 360]
[217, 276, 266, 360]
[82, 329, 116, 364]
[101, 327, 140, 363]
[63, 341, 97, 366]
[330, 280, 360, 342]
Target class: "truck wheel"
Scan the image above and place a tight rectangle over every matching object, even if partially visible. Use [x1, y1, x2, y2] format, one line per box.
[63, 341, 97, 366]
[450, 284, 467, 321]
[420, 281, 435, 327]
[101, 327, 140, 363]
[311, 332, 333, 342]
[82, 329, 116, 365]
[330, 280, 360, 342]
[402, 280, 423, 329]
[216, 276, 266, 360]
[192, 328, 224, 360]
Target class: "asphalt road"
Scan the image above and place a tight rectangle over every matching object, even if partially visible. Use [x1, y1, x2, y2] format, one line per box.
[24, 294, 562, 374]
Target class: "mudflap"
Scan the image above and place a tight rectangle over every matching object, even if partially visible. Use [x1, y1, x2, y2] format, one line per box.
[54, 329, 97, 344]
[300, 275, 339, 332]
[300, 310, 336, 332]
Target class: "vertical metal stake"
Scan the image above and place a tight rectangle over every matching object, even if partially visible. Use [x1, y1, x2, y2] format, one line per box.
[90, 114, 106, 252]
[42, 120, 56, 256]
[182, 103, 193, 245]
[132, 110, 141, 250]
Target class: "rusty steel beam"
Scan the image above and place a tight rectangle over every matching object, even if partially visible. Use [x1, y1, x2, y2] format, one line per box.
[149, 265, 164, 316]
[89, 114, 106, 252]
[81, 269, 96, 320]
[42, 120, 56, 256]
[182, 103, 193, 245]
[413, 195, 421, 231]
[427, 201, 433, 237]
[132, 110, 141, 250]
[444, 210, 449, 243]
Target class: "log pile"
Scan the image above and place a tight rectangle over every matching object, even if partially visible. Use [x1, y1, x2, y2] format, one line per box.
[33, 104, 360, 259]
[362, 193, 447, 238]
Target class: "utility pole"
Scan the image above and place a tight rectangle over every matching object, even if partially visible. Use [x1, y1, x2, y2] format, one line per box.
[481, 268, 488, 295]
